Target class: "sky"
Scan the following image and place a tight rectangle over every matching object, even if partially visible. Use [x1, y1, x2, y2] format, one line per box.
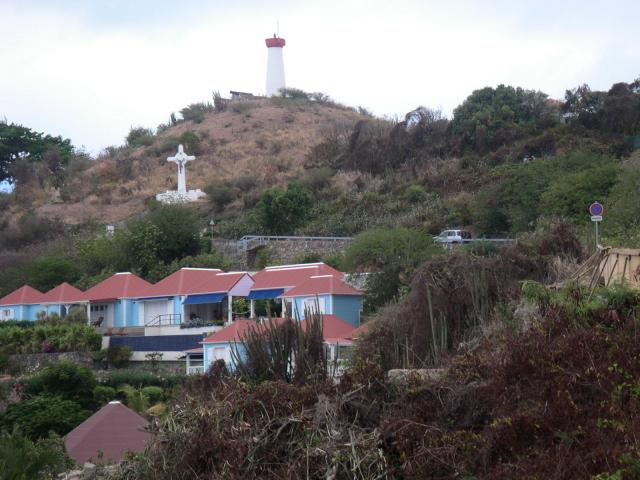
[1, 0, 639, 155]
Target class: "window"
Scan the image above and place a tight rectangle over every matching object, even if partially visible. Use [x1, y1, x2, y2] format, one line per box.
[303, 297, 326, 314]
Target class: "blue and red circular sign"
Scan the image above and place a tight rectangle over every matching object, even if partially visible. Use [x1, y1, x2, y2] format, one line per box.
[589, 201, 604, 216]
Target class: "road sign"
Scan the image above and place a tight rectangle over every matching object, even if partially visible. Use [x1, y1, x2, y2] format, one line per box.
[591, 215, 602, 222]
[589, 202, 604, 217]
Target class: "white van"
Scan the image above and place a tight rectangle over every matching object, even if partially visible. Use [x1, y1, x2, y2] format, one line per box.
[434, 229, 472, 244]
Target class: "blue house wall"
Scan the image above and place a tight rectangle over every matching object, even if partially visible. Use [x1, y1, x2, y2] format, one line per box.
[289, 294, 361, 326]
[332, 295, 362, 327]
[203, 342, 245, 372]
[292, 295, 332, 320]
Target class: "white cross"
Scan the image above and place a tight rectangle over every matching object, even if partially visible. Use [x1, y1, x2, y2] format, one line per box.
[167, 144, 195, 194]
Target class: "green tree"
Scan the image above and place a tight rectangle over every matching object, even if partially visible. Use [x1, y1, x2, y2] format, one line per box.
[1, 396, 89, 440]
[256, 182, 312, 234]
[26, 256, 81, 293]
[451, 85, 552, 153]
[0, 121, 73, 184]
[343, 228, 441, 312]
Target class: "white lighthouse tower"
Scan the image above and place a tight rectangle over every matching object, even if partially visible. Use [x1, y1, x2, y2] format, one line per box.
[265, 34, 286, 97]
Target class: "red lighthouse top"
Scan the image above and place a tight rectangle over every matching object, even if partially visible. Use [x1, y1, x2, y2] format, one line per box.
[265, 35, 286, 48]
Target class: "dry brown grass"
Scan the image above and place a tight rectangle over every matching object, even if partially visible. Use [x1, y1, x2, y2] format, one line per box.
[28, 99, 365, 225]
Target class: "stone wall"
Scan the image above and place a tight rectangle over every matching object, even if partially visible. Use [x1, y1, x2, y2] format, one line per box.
[9, 351, 93, 374]
[213, 238, 352, 269]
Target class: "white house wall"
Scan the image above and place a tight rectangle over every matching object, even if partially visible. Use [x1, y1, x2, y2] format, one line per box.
[228, 274, 254, 297]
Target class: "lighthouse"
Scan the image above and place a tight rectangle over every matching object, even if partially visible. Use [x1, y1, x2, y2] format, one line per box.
[265, 34, 286, 97]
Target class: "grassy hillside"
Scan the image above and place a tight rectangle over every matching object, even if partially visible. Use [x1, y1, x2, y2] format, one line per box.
[0, 80, 638, 296]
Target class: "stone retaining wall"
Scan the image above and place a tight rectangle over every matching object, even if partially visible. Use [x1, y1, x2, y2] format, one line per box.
[9, 351, 93, 374]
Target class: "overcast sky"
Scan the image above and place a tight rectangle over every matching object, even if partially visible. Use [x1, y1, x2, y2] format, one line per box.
[1, 0, 638, 154]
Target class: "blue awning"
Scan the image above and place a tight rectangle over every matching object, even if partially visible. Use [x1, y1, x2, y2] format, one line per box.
[183, 293, 226, 305]
[248, 288, 285, 300]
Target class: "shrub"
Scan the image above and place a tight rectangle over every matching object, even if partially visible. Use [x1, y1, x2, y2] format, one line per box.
[0, 429, 71, 479]
[343, 228, 441, 312]
[178, 131, 201, 154]
[0, 325, 101, 355]
[204, 181, 235, 211]
[404, 184, 428, 203]
[256, 182, 312, 235]
[24, 361, 98, 409]
[117, 385, 149, 413]
[1, 396, 89, 440]
[141, 386, 164, 405]
[93, 385, 116, 406]
[126, 127, 154, 147]
[101, 371, 185, 390]
[180, 102, 214, 123]
[107, 345, 133, 369]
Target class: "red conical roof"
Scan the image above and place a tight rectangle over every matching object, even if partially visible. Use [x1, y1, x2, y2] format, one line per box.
[65, 401, 150, 465]
[40, 282, 85, 304]
[0, 285, 44, 305]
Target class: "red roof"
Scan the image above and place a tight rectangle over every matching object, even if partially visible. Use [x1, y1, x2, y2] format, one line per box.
[265, 36, 286, 48]
[0, 285, 44, 305]
[190, 272, 250, 295]
[202, 315, 355, 344]
[303, 314, 357, 342]
[251, 263, 342, 291]
[202, 319, 270, 343]
[80, 273, 153, 302]
[283, 275, 362, 297]
[142, 268, 224, 297]
[65, 401, 150, 465]
[40, 282, 85, 304]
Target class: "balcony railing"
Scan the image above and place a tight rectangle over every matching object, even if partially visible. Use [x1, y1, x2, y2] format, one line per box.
[187, 365, 205, 375]
[146, 313, 182, 327]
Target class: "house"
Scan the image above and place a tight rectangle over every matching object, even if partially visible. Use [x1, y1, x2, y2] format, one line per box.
[0, 285, 45, 321]
[199, 314, 358, 375]
[64, 400, 151, 465]
[247, 263, 343, 317]
[39, 282, 85, 319]
[79, 272, 153, 329]
[108, 268, 253, 362]
[281, 274, 363, 326]
[135, 268, 254, 328]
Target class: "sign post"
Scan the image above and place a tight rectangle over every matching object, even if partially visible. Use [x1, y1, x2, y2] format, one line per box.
[589, 202, 604, 248]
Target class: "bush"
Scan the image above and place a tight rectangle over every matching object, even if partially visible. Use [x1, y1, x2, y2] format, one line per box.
[107, 345, 133, 369]
[343, 228, 442, 312]
[117, 385, 148, 413]
[204, 180, 236, 211]
[0, 429, 71, 479]
[126, 127, 154, 148]
[93, 385, 116, 406]
[1, 396, 89, 440]
[24, 361, 98, 409]
[141, 386, 164, 405]
[256, 182, 313, 235]
[100, 371, 185, 390]
[0, 324, 101, 355]
[404, 184, 428, 203]
[180, 103, 214, 123]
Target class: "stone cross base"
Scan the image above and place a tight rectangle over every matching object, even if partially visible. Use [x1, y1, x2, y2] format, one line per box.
[156, 189, 206, 204]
